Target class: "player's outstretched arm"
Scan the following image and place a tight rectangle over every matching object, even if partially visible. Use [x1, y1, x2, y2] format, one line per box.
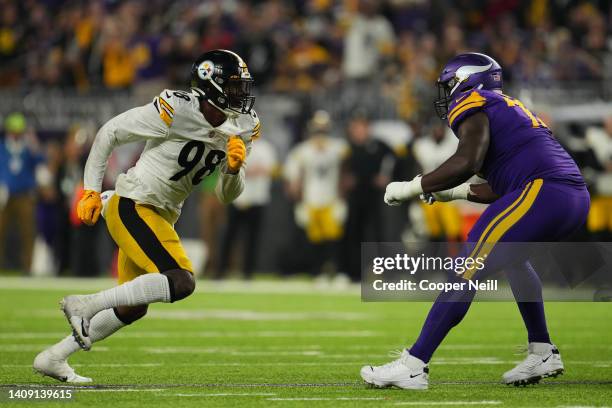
[421, 181, 499, 205]
[384, 113, 490, 206]
[79, 104, 168, 225]
[215, 136, 248, 204]
[420, 112, 489, 193]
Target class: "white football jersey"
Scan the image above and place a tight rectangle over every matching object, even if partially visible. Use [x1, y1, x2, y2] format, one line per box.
[284, 137, 349, 207]
[84, 89, 260, 223]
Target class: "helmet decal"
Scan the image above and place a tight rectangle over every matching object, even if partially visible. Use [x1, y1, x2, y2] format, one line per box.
[451, 62, 493, 94]
[455, 62, 492, 82]
[197, 60, 215, 81]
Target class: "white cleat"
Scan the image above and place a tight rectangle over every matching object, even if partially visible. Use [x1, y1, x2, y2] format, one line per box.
[60, 296, 93, 351]
[360, 349, 429, 390]
[503, 342, 564, 386]
[33, 349, 92, 383]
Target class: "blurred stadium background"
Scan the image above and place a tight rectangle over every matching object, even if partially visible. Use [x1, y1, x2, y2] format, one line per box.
[1, 0, 612, 282]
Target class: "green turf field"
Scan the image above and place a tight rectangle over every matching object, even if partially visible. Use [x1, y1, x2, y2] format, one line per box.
[1, 277, 611, 407]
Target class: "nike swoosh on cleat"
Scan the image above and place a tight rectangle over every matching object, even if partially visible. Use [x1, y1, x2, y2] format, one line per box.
[409, 373, 423, 378]
[542, 353, 553, 363]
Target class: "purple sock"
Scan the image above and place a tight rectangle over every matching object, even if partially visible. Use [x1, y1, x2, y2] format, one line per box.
[506, 261, 551, 344]
[410, 275, 476, 363]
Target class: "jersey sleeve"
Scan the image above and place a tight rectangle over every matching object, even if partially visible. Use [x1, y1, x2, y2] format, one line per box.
[235, 109, 261, 142]
[447, 90, 487, 132]
[83, 99, 169, 192]
[154, 89, 201, 129]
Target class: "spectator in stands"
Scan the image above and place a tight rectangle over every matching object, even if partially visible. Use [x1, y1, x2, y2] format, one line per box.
[342, 0, 395, 81]
[0, 113, 44, 272]
[218, 138, 278, 279]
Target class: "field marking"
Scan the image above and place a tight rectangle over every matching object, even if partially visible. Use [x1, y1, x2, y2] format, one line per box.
[142, 347, 324, 356]
[267, 397, 385, 401]
[78, 388, 165, 392]
[0, 345, 108, 352]
[4, 360, 612, 369]
[4, 380, 612, 390]
[395, 402, 502, 406]
[19, 309, 372, 321]
[556, 406, 612, 408]
[173, 393, 276, 397]
[2, 363, 163, 368]
[0, 330, 380, 339]
[149, 309, 371, 321]
[0, 276, 360, 295]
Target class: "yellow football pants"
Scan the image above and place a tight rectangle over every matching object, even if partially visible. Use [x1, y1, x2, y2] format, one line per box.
[420, 201, 462, 239]
[306, 206, 344, 243]
[587, 196, 612, 232]
[104, 195, 193, 284]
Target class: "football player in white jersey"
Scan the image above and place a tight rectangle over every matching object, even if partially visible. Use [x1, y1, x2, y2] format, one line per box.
[33, 49, 261, 382]
[284, 110, 350, 274]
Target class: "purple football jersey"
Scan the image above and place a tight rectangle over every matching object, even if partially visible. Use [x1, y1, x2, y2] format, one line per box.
[447, 89, 585, 195]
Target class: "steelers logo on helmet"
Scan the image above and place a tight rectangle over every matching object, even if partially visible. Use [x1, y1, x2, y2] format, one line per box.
[197, 60, 215, 80]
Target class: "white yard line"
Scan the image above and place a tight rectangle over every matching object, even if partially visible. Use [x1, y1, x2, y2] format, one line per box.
[0, 276, 360, 295]
[0, 330, 380, 338]
[77, 389, 165, 392]
[3, 363, 163, 368]
[555, 406, 611, 408]
[0, 345, 108, 352]
[267, 397, 385, 401]
[395, 401, 502, 406]
[173, 393, 276, 397]
[17, 309, 372, 321]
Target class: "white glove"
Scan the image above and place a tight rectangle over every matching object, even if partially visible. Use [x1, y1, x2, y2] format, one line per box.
[420, 183, 471, 205]
[384, 176, 423, 206]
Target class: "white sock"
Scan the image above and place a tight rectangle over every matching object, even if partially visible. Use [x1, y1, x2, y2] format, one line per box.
[49, 309, 126, 359]
[89, 308, 126, 342]
[48, 336, 80, 359]
[84, 273, 171, 317]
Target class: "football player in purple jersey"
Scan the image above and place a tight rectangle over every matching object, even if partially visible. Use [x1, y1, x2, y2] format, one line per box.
[361, 53, 589, 389]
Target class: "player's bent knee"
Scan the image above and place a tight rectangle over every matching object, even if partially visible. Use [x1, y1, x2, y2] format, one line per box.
[161, 269, 196, 302]
[114, 305, 148, 324]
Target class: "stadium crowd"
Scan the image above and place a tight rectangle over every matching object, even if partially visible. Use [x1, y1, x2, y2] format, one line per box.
[1, 1, 610, 111]
[1, 0, 612, 278]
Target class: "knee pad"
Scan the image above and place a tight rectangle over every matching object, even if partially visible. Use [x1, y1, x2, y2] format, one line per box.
[114, 305, 148, 325]
[162, 269, 196, 302]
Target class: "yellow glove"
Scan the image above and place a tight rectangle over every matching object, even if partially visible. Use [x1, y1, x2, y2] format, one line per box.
[77, 190, 102, 226]
[227, 136, 246, 173]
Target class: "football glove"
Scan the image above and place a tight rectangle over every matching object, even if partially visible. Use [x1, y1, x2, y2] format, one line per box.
[77, 190, 102, 226]
[384, 175, 423, 206]
[420, 183, 471, 204]
[226, 136, 246, 173]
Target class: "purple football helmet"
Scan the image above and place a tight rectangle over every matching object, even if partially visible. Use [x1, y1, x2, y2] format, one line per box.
[434, 52, 503, 120]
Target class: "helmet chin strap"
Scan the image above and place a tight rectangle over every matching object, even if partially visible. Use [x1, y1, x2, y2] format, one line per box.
[191, 87, 238, 118]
